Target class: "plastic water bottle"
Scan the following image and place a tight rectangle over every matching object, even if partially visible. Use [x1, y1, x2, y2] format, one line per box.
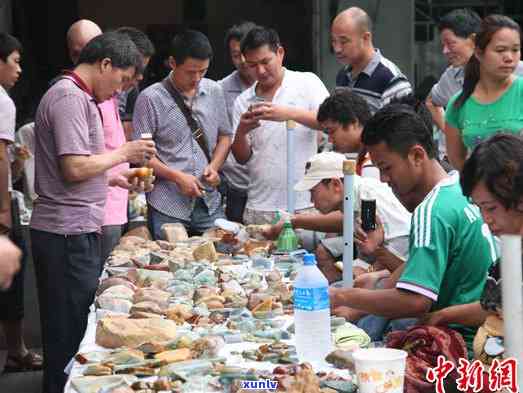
[293, 253, 332, 365]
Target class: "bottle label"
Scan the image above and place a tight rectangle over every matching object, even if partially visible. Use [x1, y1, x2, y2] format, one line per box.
[294, 287, 330, 311]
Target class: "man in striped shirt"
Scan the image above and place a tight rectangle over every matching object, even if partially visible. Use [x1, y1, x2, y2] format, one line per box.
[331, 7, 412, 113]
[133, 30, 232, 238]
[330, 103, 496, 353]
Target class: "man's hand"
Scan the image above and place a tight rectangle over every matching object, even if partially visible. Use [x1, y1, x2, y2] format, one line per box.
[262, 217, 287, 240]
[418, 310, 448, 327]
[237, 110, 262, 135]
[175, 172, 203, 198]
[252, 103, 294, 122]
[202, 165, 220, 188]
[329, 287, 347, 310]
[110, 168, 155, 193]
[353, 269, 391, 289]
[0, 237, 21, 290]
[119, 140, 156, 165]
[13, 144, 31, 161]
[333, 306, 366, 322]
[354, 215, 385, 257]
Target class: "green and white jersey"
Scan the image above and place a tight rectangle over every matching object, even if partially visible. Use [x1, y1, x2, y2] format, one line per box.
[397, 172, 497, 351]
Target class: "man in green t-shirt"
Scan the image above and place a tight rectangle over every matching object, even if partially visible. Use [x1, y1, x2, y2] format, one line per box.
[330, 103, 496, 352]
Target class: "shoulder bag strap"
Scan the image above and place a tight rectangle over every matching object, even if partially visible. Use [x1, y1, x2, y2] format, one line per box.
[161, 77, 212, 163]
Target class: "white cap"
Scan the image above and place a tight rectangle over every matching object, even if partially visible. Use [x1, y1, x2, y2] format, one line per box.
[294, 152, 346, 192]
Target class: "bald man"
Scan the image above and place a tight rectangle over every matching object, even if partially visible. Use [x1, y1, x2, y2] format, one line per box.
[331, 7, 412, 113]
[66, 19, 102, 65]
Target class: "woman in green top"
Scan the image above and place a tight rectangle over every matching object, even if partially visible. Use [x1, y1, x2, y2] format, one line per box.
[445, 15, 523, 171]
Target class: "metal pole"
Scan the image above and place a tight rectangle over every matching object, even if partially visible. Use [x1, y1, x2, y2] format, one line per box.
[342, 160, 355, 287]
[287, 120, 296, 214]
[500, 235, 523, 383]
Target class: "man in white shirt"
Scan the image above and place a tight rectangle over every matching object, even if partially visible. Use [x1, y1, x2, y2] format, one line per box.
[231, 26, 329, 224]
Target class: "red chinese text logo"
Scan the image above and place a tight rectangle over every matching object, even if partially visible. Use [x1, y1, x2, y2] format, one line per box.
[426, 356, 518, 393]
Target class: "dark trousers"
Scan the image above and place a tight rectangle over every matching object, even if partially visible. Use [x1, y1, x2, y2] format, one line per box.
[0, 197, 26, 321]
[224, 183, 248, 224]
[31, 229, 102, 393]
[101, 224, 123, 263]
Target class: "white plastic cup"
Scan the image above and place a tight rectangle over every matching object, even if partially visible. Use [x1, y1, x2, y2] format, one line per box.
[353, 348, 408, 393]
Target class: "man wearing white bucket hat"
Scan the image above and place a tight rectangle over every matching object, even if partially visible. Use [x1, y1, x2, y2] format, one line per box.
[291, 151, 411, 286]
[330, 103, 496, 354]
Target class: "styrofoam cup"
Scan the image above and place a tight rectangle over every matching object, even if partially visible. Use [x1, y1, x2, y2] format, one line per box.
[353, 348, 408, 393]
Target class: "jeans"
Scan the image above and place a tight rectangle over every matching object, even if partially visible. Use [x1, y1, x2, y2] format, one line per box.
[356, 315, 418, 342]
[355, 277, 418, 342]
[31, 229, 102, 393]
[148, 198, 225, 239]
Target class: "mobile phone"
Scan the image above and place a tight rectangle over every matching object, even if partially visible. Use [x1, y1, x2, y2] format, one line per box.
[361, 198, 376, 231]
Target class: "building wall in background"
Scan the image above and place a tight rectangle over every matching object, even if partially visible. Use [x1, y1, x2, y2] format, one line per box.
[77, 0, 313, 82]
[0, 0, 12, 33]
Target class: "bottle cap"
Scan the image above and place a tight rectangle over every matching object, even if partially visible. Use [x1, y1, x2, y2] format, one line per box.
[303, 253, 316, 266]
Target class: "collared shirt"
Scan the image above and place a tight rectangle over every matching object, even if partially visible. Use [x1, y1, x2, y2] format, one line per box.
[431, 61, 523, 108]
[232, 68, 329, 212]
[132, 74, 231, 220]
[218, 70, 251, 191]
[430, 66, 464, 108]
[117, 87, 139, 122]
[31, 78, 107, 235]
[0, 85, 15, 192]
[335, 49, 412, 114]
[99, 97, 129, 226]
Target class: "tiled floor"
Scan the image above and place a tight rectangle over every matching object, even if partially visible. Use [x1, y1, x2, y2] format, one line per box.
[0, 368, 42, 393]
[0, 229, 43, 392]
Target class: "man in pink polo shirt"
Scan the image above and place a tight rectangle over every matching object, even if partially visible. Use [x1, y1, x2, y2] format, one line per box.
[100, 27, 155, 261]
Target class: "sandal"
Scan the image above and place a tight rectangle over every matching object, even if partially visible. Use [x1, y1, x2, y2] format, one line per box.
[4, 351, 43, 372]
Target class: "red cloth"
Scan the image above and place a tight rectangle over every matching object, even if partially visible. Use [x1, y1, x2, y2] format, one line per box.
[386, 325, 468, 393]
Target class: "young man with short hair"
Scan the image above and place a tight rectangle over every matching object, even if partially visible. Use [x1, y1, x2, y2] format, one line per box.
[330, 103, 497, 354]
[133, 30, 232, 238]
[231, 26, 329, 225]
[31, 32, 156, 393]
[0, 32, 42, 373]
[218, 21, 257, 223]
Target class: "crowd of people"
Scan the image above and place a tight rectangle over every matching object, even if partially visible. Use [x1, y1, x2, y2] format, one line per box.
[0, 5, 522, 393]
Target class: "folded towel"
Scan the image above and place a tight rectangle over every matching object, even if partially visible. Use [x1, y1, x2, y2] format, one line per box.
[334, 323, 371, 350]
[386, 325, 467, 393]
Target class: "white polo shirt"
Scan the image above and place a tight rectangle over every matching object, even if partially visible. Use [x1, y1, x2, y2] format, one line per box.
[232, 68, 329, 211]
